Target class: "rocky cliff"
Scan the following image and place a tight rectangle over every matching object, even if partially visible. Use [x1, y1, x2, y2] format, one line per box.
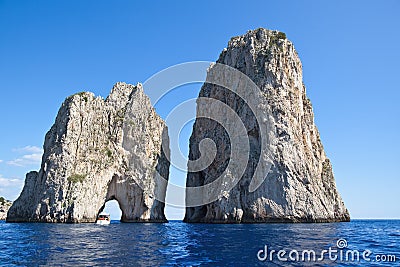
[185, 28, 350, 223]
[7, 82, 170, 223]
[0, 197, 12, 220]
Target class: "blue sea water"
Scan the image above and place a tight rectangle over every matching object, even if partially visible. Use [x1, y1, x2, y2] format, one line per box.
[0, 220, 399, 266]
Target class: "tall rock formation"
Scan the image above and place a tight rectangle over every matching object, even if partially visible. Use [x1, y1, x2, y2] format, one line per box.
[185, 28, 350, 223]
[7, 82, 170, 223]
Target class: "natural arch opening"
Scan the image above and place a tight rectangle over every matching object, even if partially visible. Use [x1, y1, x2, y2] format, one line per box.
[98, 199, 123, 222]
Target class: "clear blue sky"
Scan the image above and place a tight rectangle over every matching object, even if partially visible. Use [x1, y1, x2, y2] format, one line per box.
[0, 1, 399, 220]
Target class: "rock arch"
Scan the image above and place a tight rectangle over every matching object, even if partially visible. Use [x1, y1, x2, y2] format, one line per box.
[97, 197, 123, 221]
[7, 82, 170, 223]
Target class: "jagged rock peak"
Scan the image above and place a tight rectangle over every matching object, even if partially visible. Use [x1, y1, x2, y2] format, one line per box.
[7, 82, 170, 223]
[185, 28, 350, 223]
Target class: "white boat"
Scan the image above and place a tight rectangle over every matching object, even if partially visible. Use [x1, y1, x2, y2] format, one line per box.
[96, 212, 111, 225]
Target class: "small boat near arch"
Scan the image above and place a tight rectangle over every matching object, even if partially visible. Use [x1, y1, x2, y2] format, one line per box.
[96, 212, 111, 225]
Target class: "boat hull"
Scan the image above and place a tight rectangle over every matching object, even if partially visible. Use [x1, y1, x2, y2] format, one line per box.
[96, 220, 110, 225]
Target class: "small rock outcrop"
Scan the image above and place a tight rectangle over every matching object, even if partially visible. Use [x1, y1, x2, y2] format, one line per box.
[185, 28, 350, 223]
[7, 82, 170, 223]
[0, 197, 12, 220]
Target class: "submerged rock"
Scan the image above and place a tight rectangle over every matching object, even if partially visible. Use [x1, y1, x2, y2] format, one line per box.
[7, 82, 170, 223]
[185, 28, 350, 223]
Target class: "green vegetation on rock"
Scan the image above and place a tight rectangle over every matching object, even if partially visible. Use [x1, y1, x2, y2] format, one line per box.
[106, 148, 113, 158]
[276, 32, 287, 40]
[67, 173, 87, 183]
[269, 31, 287, 51]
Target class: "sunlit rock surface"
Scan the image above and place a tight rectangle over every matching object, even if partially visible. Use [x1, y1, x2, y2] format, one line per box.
[7, 82, 170, 223]
[0, 197, 12, 220]
[185, 28, 350, 223]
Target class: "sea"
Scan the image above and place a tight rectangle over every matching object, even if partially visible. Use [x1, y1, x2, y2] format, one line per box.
[0, 220, 398, 266]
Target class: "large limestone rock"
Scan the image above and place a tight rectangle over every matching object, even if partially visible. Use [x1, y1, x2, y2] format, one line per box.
[0, 197, 12, 220]
[7, 82, 170, 223]
[185, 28, 350, 223]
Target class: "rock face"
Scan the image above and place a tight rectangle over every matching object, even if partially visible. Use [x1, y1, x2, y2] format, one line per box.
[7, 82, 170, 223]
[0, 197, 12, 220]
[185, 28, 350, 223]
